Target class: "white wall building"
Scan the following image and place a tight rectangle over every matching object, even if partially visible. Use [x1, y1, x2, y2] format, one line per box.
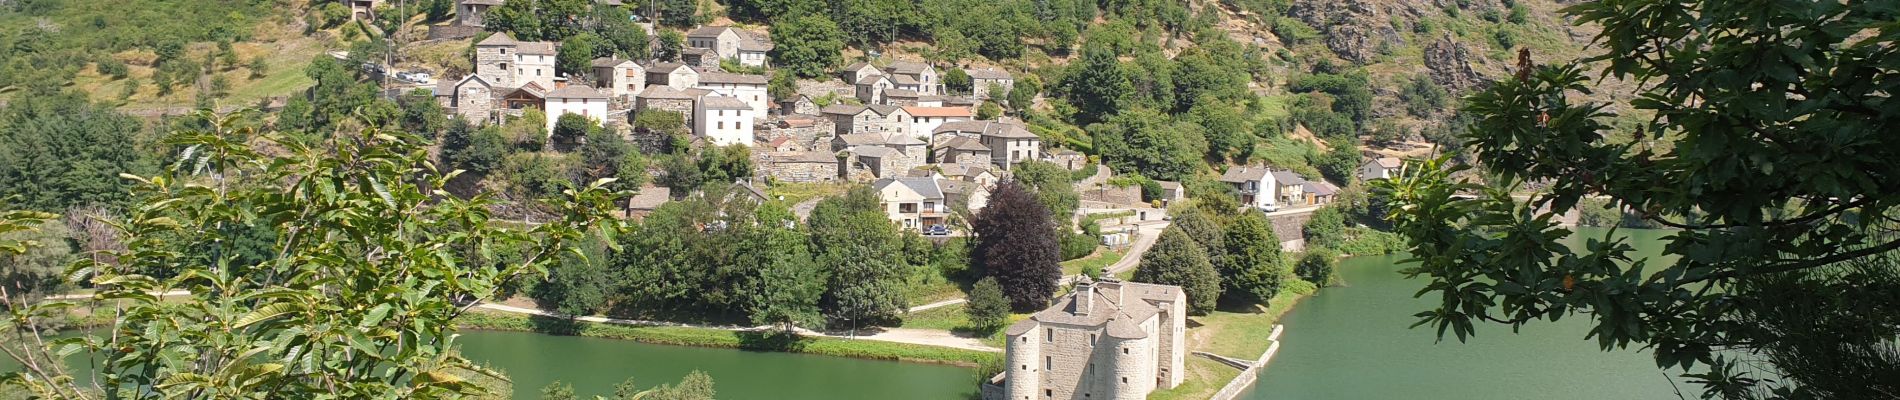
[694, 95, 755, 146]
[696, 72, 770, 118]
[543, 85, 610, 134]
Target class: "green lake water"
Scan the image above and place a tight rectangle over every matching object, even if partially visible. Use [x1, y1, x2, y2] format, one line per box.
[1243, 227, 1685, 399]
[453, 330, 976, 399]
[1, 330, 977, 400]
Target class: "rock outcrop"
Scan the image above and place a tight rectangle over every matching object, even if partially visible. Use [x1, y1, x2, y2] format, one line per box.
[1288, 0, 1411, 63]
[1423, 33, 1488, 91]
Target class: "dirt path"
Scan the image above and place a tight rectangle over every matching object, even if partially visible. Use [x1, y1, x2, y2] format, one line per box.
[475, 303, 1001, 352]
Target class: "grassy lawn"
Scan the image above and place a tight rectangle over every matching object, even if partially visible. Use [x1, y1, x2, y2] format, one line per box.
[459, 310, 1000, 367]
[1149, 288, 1312, 400]
[898, 304, 1026, 349]
[766, 182, 853, 206]
[1060, 246, 1125, 276]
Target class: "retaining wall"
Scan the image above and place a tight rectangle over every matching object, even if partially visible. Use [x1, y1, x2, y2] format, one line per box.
[1207, 324, 1285, 400]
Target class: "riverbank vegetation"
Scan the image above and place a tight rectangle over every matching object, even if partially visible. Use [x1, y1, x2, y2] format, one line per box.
[1380, 0, 1900, 397]
[459, 311, 1000, 367]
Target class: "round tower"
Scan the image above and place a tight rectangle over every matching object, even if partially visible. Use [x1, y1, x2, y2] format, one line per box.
[1004, 320, 1041, 400]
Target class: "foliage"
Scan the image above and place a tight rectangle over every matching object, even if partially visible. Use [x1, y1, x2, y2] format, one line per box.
[0, 111, 620, 399]
[808, 187, 908, 328]
[976, 102, 1003, 120]
[594, 5, 650, 59]
[457, 311, 1001, 366]
[634, 110, 688, 137]
[655, 30, 685, 62]
[1294, 247, 1336, 286]
[942, 68, 972, 94]
[1399, 75, 1449, 118]
[973, 181, 1063, 311]
[770, 15, 847, 79]
[533, 235, 616, 316]
[1376, 0, 1900, 396]
[1088, 108, 1205, 181]
[552, 113, 596, 146]
[0, 92, 154, 212]
[1059, 231, 1098, 262]
[556, 33, 606, 78]
[1220, 212, 1284, 305]
[1007, 75, 1042, 114]
[0, 215, 74, 305]
[769, 70, 800, 100]
[1134, 228, 1221, 314]
[1010, 160, 1079, 217]
[964, 277, 1011, 332]
[441, 120, 511, 175]
[1057, 46, 1133, 125]
[1303, 205, 1346, 248]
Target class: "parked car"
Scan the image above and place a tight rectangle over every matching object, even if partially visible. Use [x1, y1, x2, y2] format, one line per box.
[1260, 204, 1281, 212]
[924, 224, 950, 236]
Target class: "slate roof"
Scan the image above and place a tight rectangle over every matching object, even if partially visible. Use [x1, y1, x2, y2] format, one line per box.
[855, 74, 890, 86]
[1304, 181, 1339, 196]
[866, 104, 907, 116]
[700, 95, 750, 110]
[733, 179, 767, 201]
[887, 61, 932, 75]
[698, 72, 768, 85]
[1219, 166, 1271, 183]
[883, 88, 919, 98]
[737, 31, 774, 52]
[626, 187, 672, 210]
[546, 85, 608, 99]
[637, 85, 699, 100]
[873, 177, 945, 200]
[517, 41, 558, 55]
[1156, 180, 1183, 191]
[1014, 280, 1183, 339]
[462, 0, 505, 5]
[686, 26, 735, 39]
[644, 62, 692, 73]
[933, 120, 1035, 139]
[889, 74, 920, 85]
[821, 104, 868, 115]
[935, 136, 989, 151]
[1371, 157, 1403, 168]
[592, 57, 638, 68]
[1271, 170, 1306, 186]
[843, 62, 877, 73]
[475, 32, 516, 46]
[964, 68, 1011, 80]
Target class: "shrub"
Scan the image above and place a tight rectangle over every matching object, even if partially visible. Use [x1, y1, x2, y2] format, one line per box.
[1296, 248, 1338, 286]
[1060, 231, 1098, 261]
[96, 58, 129, 79]
[965, 277, 1010, 332]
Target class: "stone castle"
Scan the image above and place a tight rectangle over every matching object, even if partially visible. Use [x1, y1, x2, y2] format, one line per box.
[984, 277, 1187, 400]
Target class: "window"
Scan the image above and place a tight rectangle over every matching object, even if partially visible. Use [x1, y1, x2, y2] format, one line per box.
[1122, 377, 1128, 384]
[500, 48, 507, 54]
[1090, 334, 1097, 343]
[717, 121, 725, 129]
[1046, 328, 1053, 342]
[1044, 389, 1052, 398]
[1123, 348, 1129, 354]
[1043, 356, 1052, 371]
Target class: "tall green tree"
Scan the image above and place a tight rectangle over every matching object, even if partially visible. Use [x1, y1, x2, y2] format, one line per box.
[1378, 0, 1900, 397]
[0, 92, 152, 212]
[0, 111, 620, 399]
[965, 276, 1011, 331]
[594, 5, 650, 59]
[656, 30, 685, 61]
[484, 0, 542, 40]
[1133, 227, 1220, 314]
[1221, 212, 1284, 304]
[808, 187, 907, 329]
[742, 203, 826, 331]
[973, 181, 1063, 311]
[1059, 46, 1133, 125]
[557, 33, 605, 78]
[770, 14, 846, 79]
[1089, 108, 1205, 181]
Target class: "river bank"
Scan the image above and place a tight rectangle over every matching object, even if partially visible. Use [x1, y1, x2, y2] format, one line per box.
[457, 310, 1001, 368]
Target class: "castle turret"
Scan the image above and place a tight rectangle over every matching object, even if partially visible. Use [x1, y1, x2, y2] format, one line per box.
[1003, 319, 1041, 400]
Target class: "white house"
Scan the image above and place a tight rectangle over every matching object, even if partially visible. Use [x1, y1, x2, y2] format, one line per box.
[695, 72, 770, 117]
[1360, 157, 1403, 181]
[645, 62, 700, 90]
[1218, 166, 1278, 209]
[902, 106, 973, 142]
[873, 176, 948, 230]
[543, 85, 610, 134]
[694, 95, 755, 146]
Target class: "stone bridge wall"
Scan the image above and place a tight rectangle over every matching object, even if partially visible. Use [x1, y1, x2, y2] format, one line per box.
[1266, 212, 1312, 252]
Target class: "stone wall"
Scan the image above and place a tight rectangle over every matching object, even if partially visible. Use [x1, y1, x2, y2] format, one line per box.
[1207, 325, 1285, 400]
[638, 98, 696, 127]
[427, 25, 482, 40]
[1080, 183, 1142, 206]
[761, 158, 839, 183]
[1266, 212, 1311, 252]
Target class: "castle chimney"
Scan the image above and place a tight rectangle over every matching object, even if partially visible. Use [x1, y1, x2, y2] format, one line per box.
[1073, 275, 1095, 316]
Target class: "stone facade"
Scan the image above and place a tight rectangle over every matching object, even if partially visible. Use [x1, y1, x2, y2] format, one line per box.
[992, 279, 1186, 400]
[1078, 183, 1142, 206]
[760, 151, 840, 183]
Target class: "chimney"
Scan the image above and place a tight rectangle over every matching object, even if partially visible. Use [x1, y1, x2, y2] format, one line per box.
[1073, 275, 1095, 316]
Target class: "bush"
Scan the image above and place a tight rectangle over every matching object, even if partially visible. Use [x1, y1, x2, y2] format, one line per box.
[1296, 248, 1337, 286]
[552, 113, 595, 147]
[96, 58, 129, 79]
[1060, 231, 1098, 261]
[965, 277, 1010, 332]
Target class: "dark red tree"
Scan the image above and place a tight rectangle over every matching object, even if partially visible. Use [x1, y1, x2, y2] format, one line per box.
[973, 180, 1063, 311]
